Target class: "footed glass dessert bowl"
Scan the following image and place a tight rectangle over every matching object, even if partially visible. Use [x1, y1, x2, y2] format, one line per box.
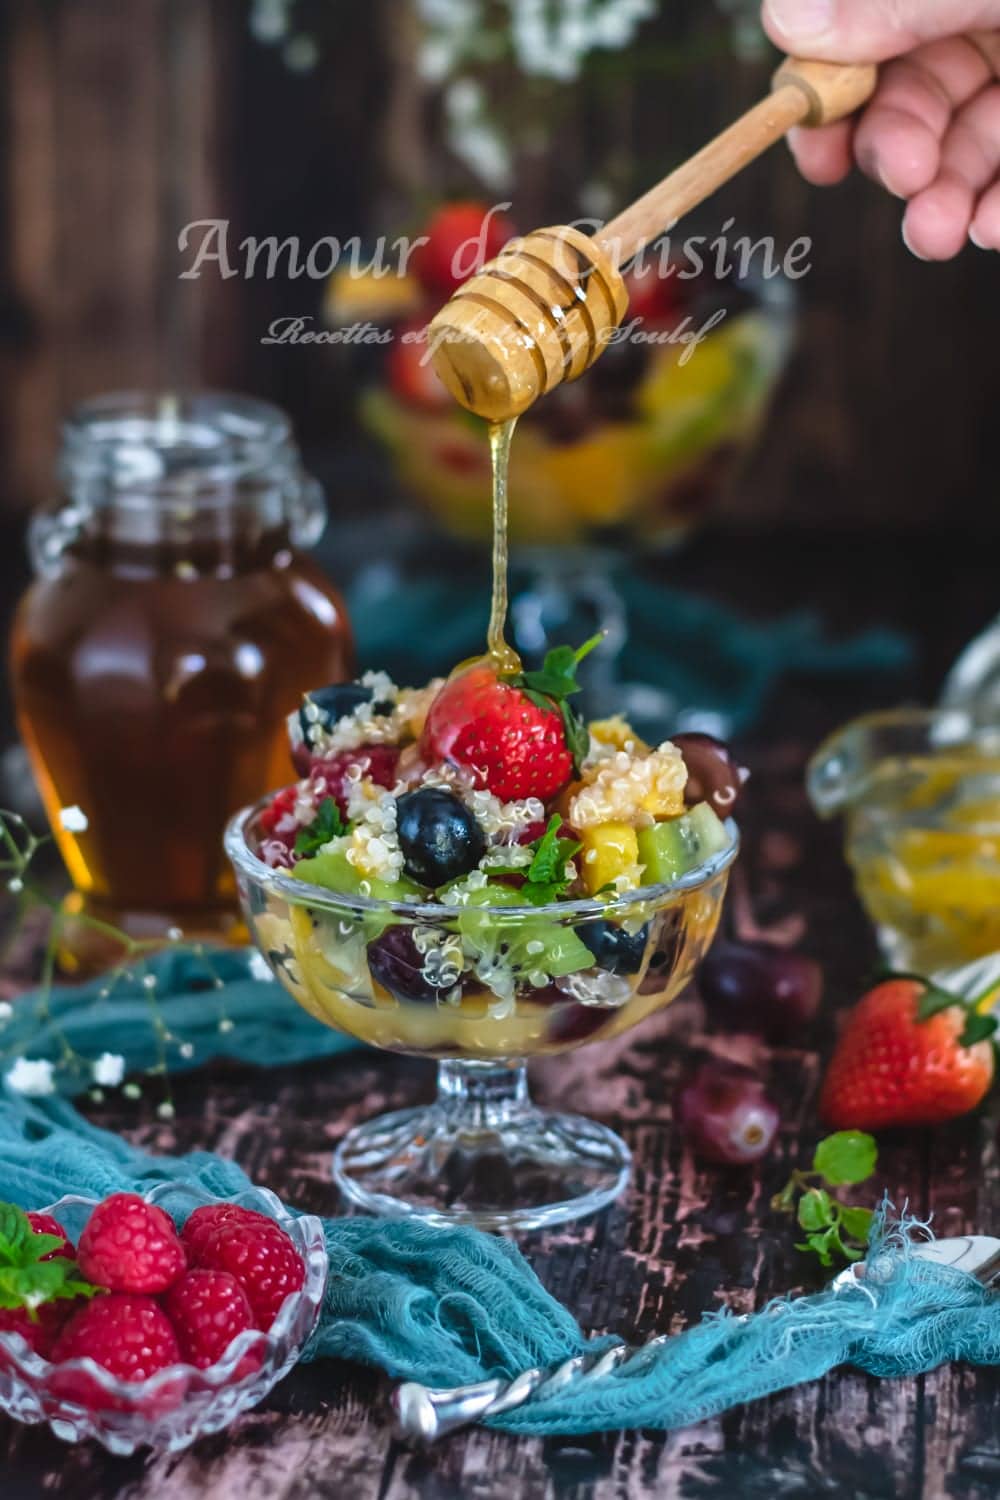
[226, 799, 736, 1231]
[225, 644, 745, 1229]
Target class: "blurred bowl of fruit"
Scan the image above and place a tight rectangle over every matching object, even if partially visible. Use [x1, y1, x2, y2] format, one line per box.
[809, 707, 1000, 972]
[331, 202, 794, 551]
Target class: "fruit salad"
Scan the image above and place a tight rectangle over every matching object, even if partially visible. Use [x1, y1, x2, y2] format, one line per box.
[242, 641, 744, 1058]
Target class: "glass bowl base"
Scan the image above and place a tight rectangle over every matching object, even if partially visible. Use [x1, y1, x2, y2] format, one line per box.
[333, 1097, 631, 1232]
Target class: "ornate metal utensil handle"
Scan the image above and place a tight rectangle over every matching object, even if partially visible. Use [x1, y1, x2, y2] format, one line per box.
[391, 1234, 1000, 1443]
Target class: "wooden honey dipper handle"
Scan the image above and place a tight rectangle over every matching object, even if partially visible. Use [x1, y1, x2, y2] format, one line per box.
[429, 57, 877, 423]
[594, 58, 876, 264]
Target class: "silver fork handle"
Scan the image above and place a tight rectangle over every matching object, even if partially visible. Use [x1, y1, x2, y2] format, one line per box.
[392, 1235, 1000, 1443]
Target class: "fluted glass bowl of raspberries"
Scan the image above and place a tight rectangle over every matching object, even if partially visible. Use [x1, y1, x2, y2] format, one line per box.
[226, 641, 743, 1230]
[0, 1185, 327, 1455]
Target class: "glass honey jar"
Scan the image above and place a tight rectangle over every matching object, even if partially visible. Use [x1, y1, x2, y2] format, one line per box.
[10, 391, 354, 966]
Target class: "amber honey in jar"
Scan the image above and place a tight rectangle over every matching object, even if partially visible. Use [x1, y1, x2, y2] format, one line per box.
[11, 391, 354, 963]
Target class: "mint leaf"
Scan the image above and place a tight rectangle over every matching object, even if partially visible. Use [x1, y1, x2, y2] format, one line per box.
[294, 798, 346, 858]
[813, 1131, 878, 1187]
[508, 635, 603, 779]
[491, 816, 582, 906]
[839, 1205, 875, 1244]
[0, 1203, 30, 1265]
[23, 1233, 65, 1264]
[795, 1225, 845, 1269]
[797, 1188, 834, 1232]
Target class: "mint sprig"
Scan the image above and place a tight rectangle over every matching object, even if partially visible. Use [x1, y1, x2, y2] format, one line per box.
[509, 634, 603, 775]
[492, 814, 582, 906]
[0, 1202, 100, 1314]
[772, 1132, 878, 1269]
[294, 797, 346, 858]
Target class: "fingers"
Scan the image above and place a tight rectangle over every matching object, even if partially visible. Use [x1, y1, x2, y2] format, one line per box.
[853, 38, 993, 198]
[902, 84, 1000, 257]
[970, 178, 1000, 245]
[763, 0, 1000, 63]
[787, 121, 854, 183]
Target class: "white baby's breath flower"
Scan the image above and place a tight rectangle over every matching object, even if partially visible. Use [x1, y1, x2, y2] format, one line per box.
[178, 1042, 195, 1060]
[7, 877, 23, 894]
[218, 1017, 235, 1034]
[157, 1100, 176, 1120]
[5, 1057, 55, 1096]
[59, 805, 88, 833]
[0, 1002, 12, 1025]
[92, 1052, 125, 1088]
[247, 950, 275, 983]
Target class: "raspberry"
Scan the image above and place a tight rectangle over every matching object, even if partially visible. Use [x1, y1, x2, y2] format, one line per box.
[26, 1211, 75, 1262]
[164, 1270, 261, 1374]
[77, 1193, 186, 1294]
[51, 1295, 183, 1411]
[0, 1302, 70, 1361]
[181, 1203, 276, 1263]
[190, 1220, 305, 1330]
[312, 747, 400, 815]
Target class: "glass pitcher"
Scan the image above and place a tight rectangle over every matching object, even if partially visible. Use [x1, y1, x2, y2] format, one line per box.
[808, 707, 1000, 971]
[10, 391, 354, 966]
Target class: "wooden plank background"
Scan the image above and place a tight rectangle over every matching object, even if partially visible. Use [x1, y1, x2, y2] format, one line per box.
[0, 0, 995, 531]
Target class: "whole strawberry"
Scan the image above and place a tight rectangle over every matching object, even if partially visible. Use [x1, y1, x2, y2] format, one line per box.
[189, 1219, 304, 1330]
[77, 1193, 186, 1294]
[820, 976, 996, 1130]
[165, 1270, 261, 1375]
[420, 637, 601, 803]
[51, 1294, 184, 1412]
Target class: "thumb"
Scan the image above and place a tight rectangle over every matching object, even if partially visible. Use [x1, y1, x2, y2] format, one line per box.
[762, 0, 1000, 61]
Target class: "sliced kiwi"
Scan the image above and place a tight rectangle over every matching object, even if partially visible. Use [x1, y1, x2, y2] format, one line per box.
[291, 841, 425, 937]
[636, 803, 729, 883]
[450, 883, 594, 981]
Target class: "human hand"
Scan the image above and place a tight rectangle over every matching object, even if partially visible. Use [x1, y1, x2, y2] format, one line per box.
[762, 0, 1000, 257]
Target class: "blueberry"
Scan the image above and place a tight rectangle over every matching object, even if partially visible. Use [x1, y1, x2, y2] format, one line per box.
[299, 681, 391, 748]
[577, 920, 649, 975]
[368, 926, 457, 1006]
[396, 788, 486, 888]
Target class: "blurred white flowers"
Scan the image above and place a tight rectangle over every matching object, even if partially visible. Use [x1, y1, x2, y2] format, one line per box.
[92, 1052, 126, 1088]
[5, 1057, 56, 1096]
[59, 806, 89, 833]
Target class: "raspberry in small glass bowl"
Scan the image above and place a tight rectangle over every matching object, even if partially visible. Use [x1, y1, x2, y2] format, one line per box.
[0, 1183, 327, 1455]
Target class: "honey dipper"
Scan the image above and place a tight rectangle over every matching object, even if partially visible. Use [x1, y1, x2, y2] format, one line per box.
[428, 57, 877, 423]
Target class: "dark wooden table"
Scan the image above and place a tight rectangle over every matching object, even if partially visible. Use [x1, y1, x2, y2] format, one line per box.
[3, 530, 1000, 1499]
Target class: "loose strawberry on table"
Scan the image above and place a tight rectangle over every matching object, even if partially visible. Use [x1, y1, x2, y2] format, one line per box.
[820, 975, 996, 1130]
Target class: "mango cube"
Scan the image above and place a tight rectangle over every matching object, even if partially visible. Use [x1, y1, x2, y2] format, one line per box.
[579, 822, 642, 896]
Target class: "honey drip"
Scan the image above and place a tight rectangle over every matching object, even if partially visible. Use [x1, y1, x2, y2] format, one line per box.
[486, 418, 521, 675]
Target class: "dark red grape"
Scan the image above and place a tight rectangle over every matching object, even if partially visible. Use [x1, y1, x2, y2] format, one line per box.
[699, 940, 822, 1042]
[671, 733, 748, 817]
[676, 1060, 779, 1165]
[368, 926, 459, 1006]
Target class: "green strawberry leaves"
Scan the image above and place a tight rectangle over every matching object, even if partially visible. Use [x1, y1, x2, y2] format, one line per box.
[509, 634, 603, 776]
[491, 815, 582, 906]
[899, 971, 1000, 1049]
[0, 1202, 99, 1314]
[773, 1132, 878, 1271]
[294, 797, 347, 858]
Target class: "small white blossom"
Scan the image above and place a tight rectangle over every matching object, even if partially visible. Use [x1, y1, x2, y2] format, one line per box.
[0, 1002, 12, 1025]
[178, 1042, 195, 1059]
[5, 1057, 56, 1096]
[59, 805, 89, 833]
[123, 1082, 142, 1100]
[218, 1017, 235, 1034]
[247, 950, 275, 983]
[92, 1052, 125, 1088]
[167, 926, 184, 942]
[157, 1100, 176, 1120]
[7, 877, 23, 894]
